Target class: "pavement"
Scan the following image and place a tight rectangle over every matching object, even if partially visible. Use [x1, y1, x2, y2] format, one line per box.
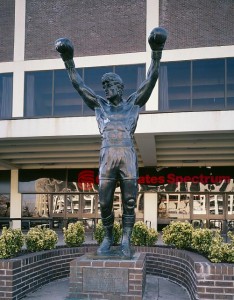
[22, 231, 190, 300]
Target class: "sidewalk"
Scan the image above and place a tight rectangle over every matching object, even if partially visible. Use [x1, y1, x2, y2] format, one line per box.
[22, 231, 190, 300]
[22, 275, 190, 300]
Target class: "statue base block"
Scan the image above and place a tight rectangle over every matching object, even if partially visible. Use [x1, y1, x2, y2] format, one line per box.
[67, 252, 146, 300]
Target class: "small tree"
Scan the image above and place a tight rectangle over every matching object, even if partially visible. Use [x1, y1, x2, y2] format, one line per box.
[63, 221, 85, 247]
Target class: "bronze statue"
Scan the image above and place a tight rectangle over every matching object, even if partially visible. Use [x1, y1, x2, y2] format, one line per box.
[55, 27, 167, 257]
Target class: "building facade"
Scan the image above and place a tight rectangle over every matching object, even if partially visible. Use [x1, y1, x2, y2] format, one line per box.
[1, 0, 234, 231]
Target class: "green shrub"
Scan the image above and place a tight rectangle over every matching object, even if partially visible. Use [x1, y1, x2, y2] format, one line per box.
[162, 221, 193, 249]
[227, 231, 234, 245]
[191, 228, 214, 255]
[146, 227, 159, 246]
[94, 221, 122, 245]
[63, 221, 85, 247]
[25, 227, 58, 252]
[207, 231, 226, 263]
[131, 221, 158, 246]
[0, 227, 24, 259]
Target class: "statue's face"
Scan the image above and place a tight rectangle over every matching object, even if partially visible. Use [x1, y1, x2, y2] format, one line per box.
[102, 81, 119, 101]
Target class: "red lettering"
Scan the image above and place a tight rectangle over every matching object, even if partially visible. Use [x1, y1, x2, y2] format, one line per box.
[145, 175, 151, 184]
[158, 176, 165, 184]
[150, 176, 157, 184]
[167, 173, 175, 184]
[191, 176, 199, 183]
[138, 176, 145, 184]
[184, 176, 191, 182]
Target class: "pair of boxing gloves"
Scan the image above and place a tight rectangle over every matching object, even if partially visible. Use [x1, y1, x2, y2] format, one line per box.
[55, 27, 167, 62]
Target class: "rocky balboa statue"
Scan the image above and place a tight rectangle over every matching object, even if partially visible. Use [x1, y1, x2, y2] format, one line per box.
[55, 27, 167, 258]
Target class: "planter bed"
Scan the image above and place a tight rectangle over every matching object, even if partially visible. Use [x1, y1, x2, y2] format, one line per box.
[0, 245, 234, 300]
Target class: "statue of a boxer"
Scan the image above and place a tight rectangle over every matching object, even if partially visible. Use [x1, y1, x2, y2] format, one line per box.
[55, 27, 167, 257]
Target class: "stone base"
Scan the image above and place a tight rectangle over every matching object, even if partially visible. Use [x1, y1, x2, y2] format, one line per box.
[67, 252, 146, 300]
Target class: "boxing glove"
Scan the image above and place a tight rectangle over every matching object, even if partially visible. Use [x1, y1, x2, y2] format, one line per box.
[148, 27, 167, 51]
[55, 38, 74, 61]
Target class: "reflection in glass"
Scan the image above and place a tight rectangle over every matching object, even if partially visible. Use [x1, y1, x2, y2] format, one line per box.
[24, 71, 53, 117]
[209, 195, 223, 215]
[159, 61, 191, 111]
[22, 194, 51, 217]
[82, 194, 96, 214]
[54, 69, 84, 116]
[0, 194, 10, 217]
[66, 194, 79, 214]
[192, 195, 206, 214]
[227, 58, 234, 108]
[158, 193, 190, 219]
[115, 65, 145, 98]
[52, 194, 65, 215]
[0, 73, 13, 119]
[228, 194, 234, 215]
[192, 59, 225, 110]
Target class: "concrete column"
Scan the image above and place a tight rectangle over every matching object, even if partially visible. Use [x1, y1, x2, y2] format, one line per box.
[144, 193, 158, 230]
[10, 170, 21, 229]
[12, 0, 26, 117]
[145, 0, 160, 111]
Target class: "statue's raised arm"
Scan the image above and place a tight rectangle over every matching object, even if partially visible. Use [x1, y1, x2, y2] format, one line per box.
[133, 27, 167, 107]
[55, 38, 99, 110]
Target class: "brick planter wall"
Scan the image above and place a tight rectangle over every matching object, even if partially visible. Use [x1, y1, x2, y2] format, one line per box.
[1, 245, 234, 300]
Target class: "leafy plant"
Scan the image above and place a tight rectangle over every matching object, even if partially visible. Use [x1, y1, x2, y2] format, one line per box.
[25, 227, 58, 252]
[162, 221, 193, 249]
[131, 221, 158, 246]
[63, 221, 85, 247]
[0, 227, 24, 259]
[93, 221, 122, 245]
[191, 228, 214, 255]
[146, 227, 159, 246]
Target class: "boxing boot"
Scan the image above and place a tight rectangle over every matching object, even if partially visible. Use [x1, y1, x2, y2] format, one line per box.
[121, 214, 135, 258]
[97, 212, 114, 255]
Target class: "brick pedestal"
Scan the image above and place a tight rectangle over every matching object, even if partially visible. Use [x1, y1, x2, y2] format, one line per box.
[68, 252, 146, 300]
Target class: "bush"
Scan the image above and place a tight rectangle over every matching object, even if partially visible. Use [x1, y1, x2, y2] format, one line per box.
[94, 221, 122, 245]
[146, 228, 159, 246]
[63, 221, 85, 247]
[131, 221, 158, 246]
[0, 227, 24, 259]
[207, 231, 226, 263]
[191, 228, 214, 255]
[25, 227, 58, 252]
[162, 221, 193, 249]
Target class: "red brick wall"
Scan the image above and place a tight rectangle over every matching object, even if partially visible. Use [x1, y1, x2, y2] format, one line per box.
[0, 0, 15, 62]
[160, 0, 234, 50]
[25, 0, 146, 60]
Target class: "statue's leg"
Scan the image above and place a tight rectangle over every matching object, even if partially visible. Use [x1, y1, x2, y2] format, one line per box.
[97, 179, 116, 254]
[120, 179, 137, 257]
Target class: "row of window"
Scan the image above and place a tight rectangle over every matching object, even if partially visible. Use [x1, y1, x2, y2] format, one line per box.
[159, 58, 234, 111]
[1, 58, 234, 119]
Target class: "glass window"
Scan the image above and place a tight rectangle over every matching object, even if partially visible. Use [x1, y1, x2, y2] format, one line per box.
[22, 193, 51, 218]
[115, 64, 146, 98]
[209, 194, 224, 215]
[0, 73, 13, 119]
[24, 71, 53, 117]
[227, 194, 234, 215]
[192, 59, 225, 110]
[83, 66, 112, 115]
[0, 194, 10, 217]
[227, 58, 234, 108]
[159, 61, 191, 111]
[158, 193, 190, 219]
[24, 65, 146, 117]
[54, 69, 84, 116]
[192, 194, 206, 215]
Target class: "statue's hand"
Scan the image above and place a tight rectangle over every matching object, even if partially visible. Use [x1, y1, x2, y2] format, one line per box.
[148, 27, 167, 51]
[55, 38, 74, 61]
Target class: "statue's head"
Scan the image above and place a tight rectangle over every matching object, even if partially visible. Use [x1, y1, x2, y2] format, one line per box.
[101, 72, 124, 99]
